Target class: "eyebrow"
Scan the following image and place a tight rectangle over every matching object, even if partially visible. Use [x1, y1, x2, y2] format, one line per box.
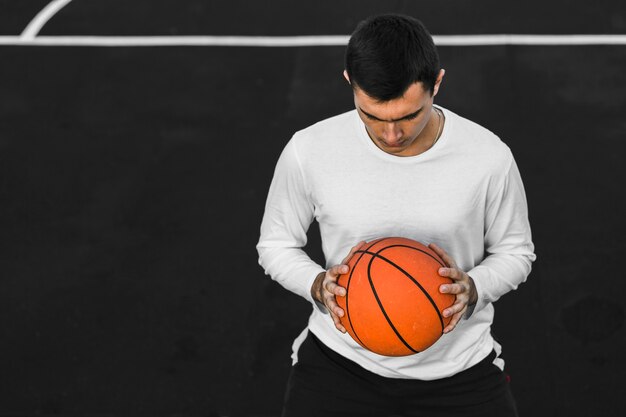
[359, 106, 423, 122]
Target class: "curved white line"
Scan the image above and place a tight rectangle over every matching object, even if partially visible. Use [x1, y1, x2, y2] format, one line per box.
[21, 0, 74, 40]
[1, 34, 626, 47]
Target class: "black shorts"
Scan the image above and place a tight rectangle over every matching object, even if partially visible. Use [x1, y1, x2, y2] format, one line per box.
[282, 332, 518, 417]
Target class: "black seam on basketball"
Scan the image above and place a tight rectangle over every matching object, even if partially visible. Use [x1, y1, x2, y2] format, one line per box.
[374, 243, 445, 268]
[365, 253, 420, 354]
[344, 250, 369, 349]
[343, 239, 385, 349]
[365, 237, 394, 253]
[355, 247, 446, 334]
[376, 245, 446, 333]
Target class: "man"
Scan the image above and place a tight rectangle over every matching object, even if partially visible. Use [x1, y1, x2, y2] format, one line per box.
[257, 14, 535, 417]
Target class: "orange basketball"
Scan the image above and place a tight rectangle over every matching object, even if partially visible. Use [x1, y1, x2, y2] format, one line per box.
[336, 237, 455, 357]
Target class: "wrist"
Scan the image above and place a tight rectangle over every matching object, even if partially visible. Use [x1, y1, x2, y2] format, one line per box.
[467, 275, 478, 306]
[311, 271, 326, 303]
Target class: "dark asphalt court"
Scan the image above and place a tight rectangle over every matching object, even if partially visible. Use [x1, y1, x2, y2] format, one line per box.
[1, 1, 625, 416]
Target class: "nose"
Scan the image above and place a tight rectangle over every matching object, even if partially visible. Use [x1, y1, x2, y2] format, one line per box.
[382, 122, 403, 143]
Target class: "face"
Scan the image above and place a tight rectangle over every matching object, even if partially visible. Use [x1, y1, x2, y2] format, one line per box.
[348, 70, 445, 157]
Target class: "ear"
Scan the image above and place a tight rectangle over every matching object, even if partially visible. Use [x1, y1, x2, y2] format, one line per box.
[343, 70, 351, 84]
[433, 69, 445, 96]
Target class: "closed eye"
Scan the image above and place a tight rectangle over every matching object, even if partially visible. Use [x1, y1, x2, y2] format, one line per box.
[359, 107, 422, 122]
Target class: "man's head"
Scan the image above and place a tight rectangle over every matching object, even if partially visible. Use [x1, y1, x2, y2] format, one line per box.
[345, 14, 440, 101]
[344, 14, 445, 157]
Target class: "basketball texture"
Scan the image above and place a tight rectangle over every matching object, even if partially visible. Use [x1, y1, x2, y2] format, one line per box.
[336, 237, 454, 357]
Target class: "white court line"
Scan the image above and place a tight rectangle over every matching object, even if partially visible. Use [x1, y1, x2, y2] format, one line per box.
[1, 34, 626, 47]
[435, 34, 626, 45]
[21, 0, 74, 40]
[3, 35, 351, 47]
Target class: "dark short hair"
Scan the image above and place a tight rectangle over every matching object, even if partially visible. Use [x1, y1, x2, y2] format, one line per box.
[345, 14, 440, 101]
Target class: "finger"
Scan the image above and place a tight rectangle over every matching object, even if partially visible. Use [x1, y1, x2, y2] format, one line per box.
[443, 309, 465, 334]
[328, 264, 349, 277]
[443, 300, 466, 319]
[429, 242, 458, 269]
[341, 240, 367, 264]
[438, 267, 467, 282]
[327, 303, 347, 333]
[324, 295, 345, 318]
[331, 313, 347, 333]
[440, 282, 469, 295]
[326, 280, 346, 297]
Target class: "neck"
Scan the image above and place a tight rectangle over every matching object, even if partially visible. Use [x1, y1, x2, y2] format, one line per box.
[412, 106, 443, 155]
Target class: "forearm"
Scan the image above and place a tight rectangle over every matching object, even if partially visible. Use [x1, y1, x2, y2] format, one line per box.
[257, 136, 326, 303]
[257, 245, 326, 304]
[467, 251, 534, 314]
[468, 154, 536, 314]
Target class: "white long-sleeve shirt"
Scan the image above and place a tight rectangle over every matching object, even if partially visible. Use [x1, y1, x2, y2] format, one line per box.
[257, 106, 536, 380]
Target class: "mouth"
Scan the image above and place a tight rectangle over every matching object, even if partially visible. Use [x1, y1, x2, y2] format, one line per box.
[379, 138, 406, 148]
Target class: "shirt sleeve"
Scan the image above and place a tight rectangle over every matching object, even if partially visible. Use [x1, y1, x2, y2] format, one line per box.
[256, 137, 327, 306]
[466, 155, 537, 316]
